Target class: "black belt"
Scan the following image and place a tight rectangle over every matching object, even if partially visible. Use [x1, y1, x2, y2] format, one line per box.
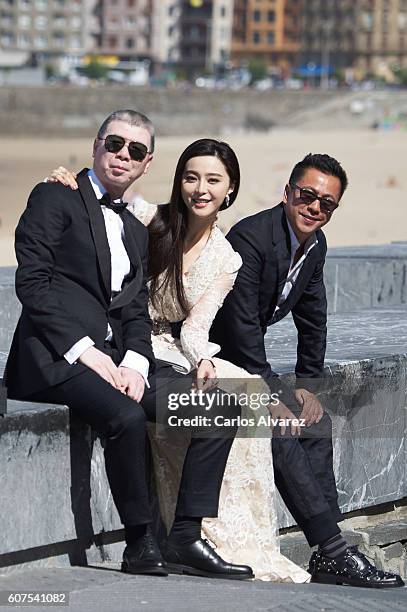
[170, 320, 183, 339]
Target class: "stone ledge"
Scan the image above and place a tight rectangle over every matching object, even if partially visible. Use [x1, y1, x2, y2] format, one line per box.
[1, 300, 406, 571]
[1, 347, 405, 572]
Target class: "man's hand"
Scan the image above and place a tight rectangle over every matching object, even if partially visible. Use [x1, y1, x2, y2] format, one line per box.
[79, 346, 124, 390]
[295, 388, 323, 427]
[269, 400, 302, 436]
[119, 367, 146, 402]
[195, 359, 218, 391]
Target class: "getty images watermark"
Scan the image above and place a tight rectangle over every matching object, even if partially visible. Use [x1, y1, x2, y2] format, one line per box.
[153, 373, 404, 440]
[153, 378, 314, 438]
[166, 389, 305, 430]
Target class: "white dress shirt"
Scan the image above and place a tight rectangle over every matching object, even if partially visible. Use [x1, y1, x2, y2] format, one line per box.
[274, 216, 318, 314]
[64, 169, 150, 385]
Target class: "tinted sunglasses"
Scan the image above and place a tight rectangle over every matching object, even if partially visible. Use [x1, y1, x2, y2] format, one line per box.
[99, 134, 150, 161]
[291, 183, 339, 215]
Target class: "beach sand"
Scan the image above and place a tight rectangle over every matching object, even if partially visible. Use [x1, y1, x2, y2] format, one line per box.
[0, 129, 405, 265]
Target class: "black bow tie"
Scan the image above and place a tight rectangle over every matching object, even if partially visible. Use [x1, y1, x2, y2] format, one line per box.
[99, 192, 128, 214]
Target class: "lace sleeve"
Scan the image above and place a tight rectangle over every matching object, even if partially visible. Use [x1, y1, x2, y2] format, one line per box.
[180, 269, 239, 368]
[126, 196, 158, 226]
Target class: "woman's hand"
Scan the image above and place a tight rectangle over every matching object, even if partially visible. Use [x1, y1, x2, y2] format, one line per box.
[195, 359, 218, 391]
[46, 166, 78, 190]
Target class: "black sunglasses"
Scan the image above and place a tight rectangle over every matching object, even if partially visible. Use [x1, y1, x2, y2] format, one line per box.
[99, 134, 150, 161]
[291, 183, 339, 215]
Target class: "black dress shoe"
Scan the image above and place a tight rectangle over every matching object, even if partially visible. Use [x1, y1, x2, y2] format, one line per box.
[121, 532, 168, 576]
[308, 546, 404, 588]
[164, 538, 254, 580]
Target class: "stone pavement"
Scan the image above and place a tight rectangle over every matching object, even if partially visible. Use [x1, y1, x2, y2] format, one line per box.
[0, 566, 406, 612]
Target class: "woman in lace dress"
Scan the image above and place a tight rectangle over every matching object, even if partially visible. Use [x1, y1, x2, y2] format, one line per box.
[48, 139, 308, 582]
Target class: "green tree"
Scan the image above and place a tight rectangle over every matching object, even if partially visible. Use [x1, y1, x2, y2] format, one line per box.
[394, 66, 407, 86]
[81, 57, 109, 81]
[248, 58, 268, 84]
[44, 63, 57, 81]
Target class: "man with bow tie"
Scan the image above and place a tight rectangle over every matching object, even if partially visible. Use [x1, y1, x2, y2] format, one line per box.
[6, 110, 252, 581]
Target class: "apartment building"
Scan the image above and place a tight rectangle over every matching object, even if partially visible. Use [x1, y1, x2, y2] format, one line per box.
[230, 0, 302, 75]
[150, 0, 233, 75]
[299, 0, 357, 75]
[0, 0, 97, 58]
[354, 0, 407, 76]
[98, 0, 153, 58]
[300, 0, 407, 78]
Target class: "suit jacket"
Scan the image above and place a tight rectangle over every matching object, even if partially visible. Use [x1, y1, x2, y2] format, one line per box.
[211, 203, 327, 395]
[6, 169, 154, 399]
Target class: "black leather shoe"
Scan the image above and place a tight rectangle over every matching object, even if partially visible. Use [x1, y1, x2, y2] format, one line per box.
[121, 532, 168, 576]
[308, 546, 404, 588]
[164, 538, 254, 580]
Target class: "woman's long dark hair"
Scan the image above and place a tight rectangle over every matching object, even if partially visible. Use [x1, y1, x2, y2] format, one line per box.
[148, 138, 240, 317]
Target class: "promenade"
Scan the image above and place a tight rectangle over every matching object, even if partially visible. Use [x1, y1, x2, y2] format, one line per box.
[0, 566, 406, 612]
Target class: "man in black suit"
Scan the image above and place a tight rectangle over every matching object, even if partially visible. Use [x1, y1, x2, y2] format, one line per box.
[211, 153, 403, 588]
[6, 110, 252, 580]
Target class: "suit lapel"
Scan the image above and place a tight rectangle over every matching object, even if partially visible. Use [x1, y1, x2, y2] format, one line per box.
[271, 203, 291, 297]
[273, 240, 320, 320]
[109, 211, 143, 311]
[76, 169, 111, 300]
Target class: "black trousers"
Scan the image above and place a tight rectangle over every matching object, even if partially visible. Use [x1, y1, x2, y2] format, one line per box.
[272, 409, 342, 547]
[30, 362, 237, 527]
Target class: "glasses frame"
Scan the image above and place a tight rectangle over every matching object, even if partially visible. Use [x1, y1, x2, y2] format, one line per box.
[98, 134, 151, 162]
[290, 183, 339, 215]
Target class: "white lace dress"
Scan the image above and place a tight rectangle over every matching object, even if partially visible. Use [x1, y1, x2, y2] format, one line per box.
[126, 197, 309, 583]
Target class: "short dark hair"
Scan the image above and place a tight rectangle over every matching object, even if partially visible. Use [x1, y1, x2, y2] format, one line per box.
[97, 109, 155, 152]
[289, 153, 348, 199]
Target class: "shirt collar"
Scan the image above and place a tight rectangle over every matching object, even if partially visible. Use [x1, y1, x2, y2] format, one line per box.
[285, 214, 318, 258]
[88, 169, 106, 200]
[87, 169, 124, 205]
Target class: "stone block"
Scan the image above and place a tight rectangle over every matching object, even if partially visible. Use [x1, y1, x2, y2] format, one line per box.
[382, 542, 405, 561]
[0, 267, 20, 352]
[279, 534, 311, 569]
[266, 305, 407, 528]
[325, 242, 407, 314]
[362, 522, 407, 547]
[0, 400, 122, 571]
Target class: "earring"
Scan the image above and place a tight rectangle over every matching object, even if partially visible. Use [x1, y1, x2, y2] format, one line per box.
[223, 194, 230, 208]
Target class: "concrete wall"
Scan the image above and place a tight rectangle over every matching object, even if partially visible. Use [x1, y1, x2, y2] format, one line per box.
[1, 251, 406, 572]
[1, 87, 406, 136]
[1, 321, 406, 571]
[0, 86, 352, 136]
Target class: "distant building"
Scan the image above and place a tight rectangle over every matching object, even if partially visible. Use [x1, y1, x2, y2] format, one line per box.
[299, 0, 407, 80]
[97, 0, 153, 59]
[151, 0, 233, 77]
[299, 0, 356, 77]
[230, 0, 302, 76]
[2, 0, 405, 81]
[354, 0, 407, 77]
[0, 0, 96, 61]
